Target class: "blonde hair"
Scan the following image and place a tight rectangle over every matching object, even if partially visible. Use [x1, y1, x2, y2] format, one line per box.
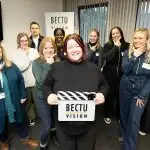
[89, 28, 100, 46]
[0, 45, 12, 67]
[39, 37, 60, 61]
[17, 32, 31, 48]
[129, 28, 150, 62]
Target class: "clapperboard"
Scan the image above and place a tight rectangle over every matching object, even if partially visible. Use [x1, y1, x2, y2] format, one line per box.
[57, 91, 96, 121]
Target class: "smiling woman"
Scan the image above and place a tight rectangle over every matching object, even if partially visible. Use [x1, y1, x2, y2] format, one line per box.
[43, 33, 108, 150]
[63, 33, 87, 62]
[0, 45, 39, 150]
[102, 26, 130, 124]
[119, 28, 150, 150]
[53, 28, 66, 61]
[32, 37, 60, 150]
[86, 29, 104, 68]
[11, 32, 39, 128]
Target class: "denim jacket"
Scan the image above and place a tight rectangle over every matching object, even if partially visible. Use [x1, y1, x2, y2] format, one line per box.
[121, 50, 150, 101]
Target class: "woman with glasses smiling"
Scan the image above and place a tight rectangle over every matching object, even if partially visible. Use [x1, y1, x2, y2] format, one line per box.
[11, 32, 39, 127]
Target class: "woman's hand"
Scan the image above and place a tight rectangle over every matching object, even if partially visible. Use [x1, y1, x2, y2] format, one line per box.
[95, 93, 105, 105]
[90, 44, 98, 51]
[136, 99, 145, 108]
[46, 54, 56, 64]
[133, 48, 143, 57]
[21, 99, 27, 104]
[47, 93, 59, 105]
[114, 40, 121, 47]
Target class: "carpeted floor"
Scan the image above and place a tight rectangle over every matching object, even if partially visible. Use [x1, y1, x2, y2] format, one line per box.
[9, 105, 150, 150]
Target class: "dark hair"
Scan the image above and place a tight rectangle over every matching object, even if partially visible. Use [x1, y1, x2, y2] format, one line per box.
[54, 28, 65, 36]
[30, 21, 40, 28]
[63, 33, 87, 61]
[109, 26, 125, 43]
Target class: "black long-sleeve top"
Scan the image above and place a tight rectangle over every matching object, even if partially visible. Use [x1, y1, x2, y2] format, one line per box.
[103, 41, 129, 76]
[86, 43, 104, 68]
[43, 59, 108, 135]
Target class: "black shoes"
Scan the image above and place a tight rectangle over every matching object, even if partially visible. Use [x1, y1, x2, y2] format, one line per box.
[50, 130, 61, 150]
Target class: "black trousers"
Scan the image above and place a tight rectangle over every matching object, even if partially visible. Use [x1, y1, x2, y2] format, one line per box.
[25, 87, 37, 120]
[103, 67, 121, 119]
[56, 126, 96, 150]
[51, 105, 57, 129]
[140, 95, 150, 133]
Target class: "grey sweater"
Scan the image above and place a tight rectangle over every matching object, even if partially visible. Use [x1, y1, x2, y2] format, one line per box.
[32, 58, 52, 96]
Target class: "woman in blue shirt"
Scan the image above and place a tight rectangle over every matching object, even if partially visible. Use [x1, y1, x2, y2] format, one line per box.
[119, 28, 150, 150]
[0, 45, 39, 150]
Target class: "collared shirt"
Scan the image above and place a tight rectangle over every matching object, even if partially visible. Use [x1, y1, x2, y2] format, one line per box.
[32, 35, 39, 50]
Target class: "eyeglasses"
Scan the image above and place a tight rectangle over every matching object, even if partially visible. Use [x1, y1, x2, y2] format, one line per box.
[20, 40, 28, 43]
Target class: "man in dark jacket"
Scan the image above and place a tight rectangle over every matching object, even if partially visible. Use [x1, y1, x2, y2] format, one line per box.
[30, 21, 44, 52]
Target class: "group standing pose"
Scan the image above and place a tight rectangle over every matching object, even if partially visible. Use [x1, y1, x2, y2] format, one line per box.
[0, 18, 150, 150]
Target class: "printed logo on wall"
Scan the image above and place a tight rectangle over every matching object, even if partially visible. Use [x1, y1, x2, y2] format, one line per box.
[45, 12, 74, 36]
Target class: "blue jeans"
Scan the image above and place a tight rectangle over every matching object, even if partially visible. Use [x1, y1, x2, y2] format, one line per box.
[120, 87, 147, 150]
[36, 95, 52, 146]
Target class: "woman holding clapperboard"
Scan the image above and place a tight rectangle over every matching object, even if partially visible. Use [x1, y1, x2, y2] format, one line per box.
[43, 33, 108, 150]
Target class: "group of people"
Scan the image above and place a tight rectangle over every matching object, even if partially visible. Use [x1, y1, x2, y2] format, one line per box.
[87, 27, 150, 150]
[0, 21, 149, 150]
[88, 27, 150, 150]
[0, 22, 66, 150]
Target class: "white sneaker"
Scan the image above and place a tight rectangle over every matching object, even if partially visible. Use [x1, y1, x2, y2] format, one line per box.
[29, 120, 36, 127]
[139, 131, 147, 136]
[104, 118, 111, 124]
[118, 137, 124, 142]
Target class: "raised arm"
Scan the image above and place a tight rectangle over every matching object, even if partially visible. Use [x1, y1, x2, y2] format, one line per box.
[42, 65, 55, 99]
[122, 50, 138, 74]
[32, 60, 51, 87]
[102, 43, 119, 61]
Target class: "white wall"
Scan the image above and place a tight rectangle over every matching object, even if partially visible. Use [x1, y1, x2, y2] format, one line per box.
[0, 0, 62, 57]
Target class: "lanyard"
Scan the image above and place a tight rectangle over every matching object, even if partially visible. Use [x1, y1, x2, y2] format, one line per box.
[0, 72, 3, 88]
